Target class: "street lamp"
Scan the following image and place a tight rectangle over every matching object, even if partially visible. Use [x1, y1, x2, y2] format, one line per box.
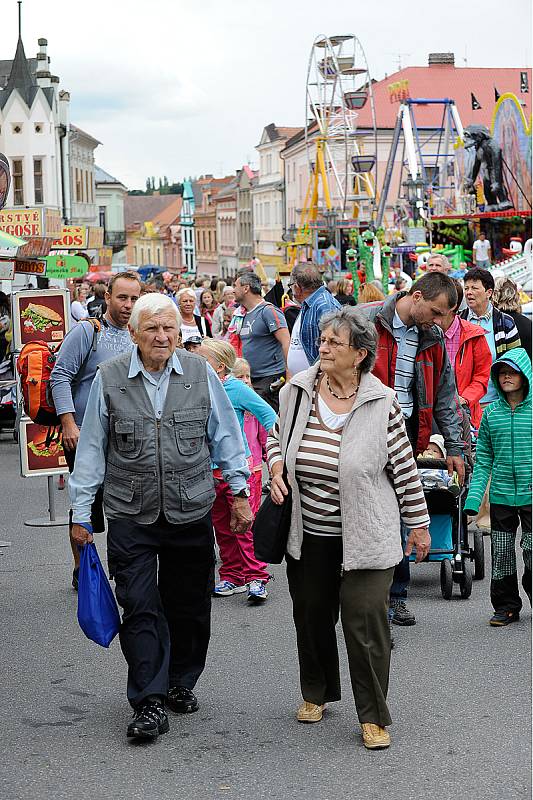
[403, 175, 426, 224]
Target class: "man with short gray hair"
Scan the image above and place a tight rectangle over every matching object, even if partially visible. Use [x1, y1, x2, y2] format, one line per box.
[426, 253, 451, 274]
[69, 293, 252, 740]
[288, 263, 340, 374]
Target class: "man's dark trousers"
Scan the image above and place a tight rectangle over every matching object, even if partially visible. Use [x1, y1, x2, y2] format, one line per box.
[107, 512, 215, 708]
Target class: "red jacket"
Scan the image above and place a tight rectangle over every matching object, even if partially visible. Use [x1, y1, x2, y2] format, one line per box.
[361, 295, 463, 456]
[453, 318, 492, 428]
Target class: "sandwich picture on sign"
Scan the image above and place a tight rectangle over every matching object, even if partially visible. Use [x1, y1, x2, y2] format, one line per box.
[19, 420, 68, 477]
[21, 302, 62, 333]
[12, 289, 70, 350]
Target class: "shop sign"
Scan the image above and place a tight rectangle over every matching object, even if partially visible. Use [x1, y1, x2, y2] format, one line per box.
[52, 225, 88, 249]
[87, 226, 104, 249]
[12, 287, 70, 351]
[98, 247, 113, 267]
[18, 237, 52, 258]
[14, 259, 47, 275]
[0, 207, 43, 237]
[46, 254, 88, 279]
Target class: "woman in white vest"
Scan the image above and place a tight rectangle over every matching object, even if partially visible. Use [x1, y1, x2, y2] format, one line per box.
[266, 306, 430, 750]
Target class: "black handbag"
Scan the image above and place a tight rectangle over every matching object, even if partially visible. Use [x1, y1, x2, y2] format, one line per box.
[253, 388, 303, 564]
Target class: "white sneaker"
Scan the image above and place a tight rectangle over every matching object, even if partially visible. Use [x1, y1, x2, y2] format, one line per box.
[247, 580, 268, 602]
[213, 580, 247, 597]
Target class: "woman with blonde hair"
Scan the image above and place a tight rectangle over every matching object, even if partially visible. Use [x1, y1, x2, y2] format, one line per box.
[493, 277, 531, 358]
[335, 279, 356, 306]
[199, 339, 277, 602]
[358, 283, 385, 304]
[215, 280, 227, 303]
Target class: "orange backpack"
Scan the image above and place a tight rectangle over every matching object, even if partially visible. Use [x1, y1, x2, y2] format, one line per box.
[17, 319, 101, 425]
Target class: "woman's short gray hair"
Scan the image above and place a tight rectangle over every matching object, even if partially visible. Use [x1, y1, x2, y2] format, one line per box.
[129, 293, 181, 331]
[318, 306, 378, 373]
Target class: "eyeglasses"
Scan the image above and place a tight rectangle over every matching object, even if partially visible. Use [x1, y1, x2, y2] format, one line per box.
[316, 336, 350, 350]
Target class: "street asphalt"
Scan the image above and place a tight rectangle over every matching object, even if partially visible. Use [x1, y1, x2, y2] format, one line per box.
[0, 434, 531, 800]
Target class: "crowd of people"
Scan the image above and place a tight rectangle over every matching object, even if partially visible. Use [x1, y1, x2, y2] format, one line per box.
[1, 251, 530, 749]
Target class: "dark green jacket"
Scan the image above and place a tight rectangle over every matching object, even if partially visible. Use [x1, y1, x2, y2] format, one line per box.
[465, 348, 532, 512]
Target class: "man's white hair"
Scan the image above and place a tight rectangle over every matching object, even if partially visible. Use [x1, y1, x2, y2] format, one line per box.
[129, 293, 181, 331]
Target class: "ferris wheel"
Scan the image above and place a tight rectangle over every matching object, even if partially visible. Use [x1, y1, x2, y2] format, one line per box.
[303, 34, 378, 224]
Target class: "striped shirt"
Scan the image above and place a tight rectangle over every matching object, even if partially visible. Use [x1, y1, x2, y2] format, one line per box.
[392, 310, 418, 419]
[266, 388, 430, 536]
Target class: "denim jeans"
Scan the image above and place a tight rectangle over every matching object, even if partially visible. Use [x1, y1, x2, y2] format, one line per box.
[389, 522, 410, 611]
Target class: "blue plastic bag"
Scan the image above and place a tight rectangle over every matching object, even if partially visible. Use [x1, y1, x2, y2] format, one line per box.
[77, 542, 121, 648]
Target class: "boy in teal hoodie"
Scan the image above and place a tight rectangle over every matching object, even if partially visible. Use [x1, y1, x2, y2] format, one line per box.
[464, 347, 532, 626]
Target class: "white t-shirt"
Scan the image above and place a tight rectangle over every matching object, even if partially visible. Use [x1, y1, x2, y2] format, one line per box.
[473, 239, 491, 261]
[181, 322, 200, 342]
[287, 314, 310, 375]
[317, 394, 349, 430]
[71, 301, 89, 322]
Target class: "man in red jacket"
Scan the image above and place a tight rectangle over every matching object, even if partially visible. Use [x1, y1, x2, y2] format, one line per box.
[438, 280, 492, 429]
[361, 273, 465, 627]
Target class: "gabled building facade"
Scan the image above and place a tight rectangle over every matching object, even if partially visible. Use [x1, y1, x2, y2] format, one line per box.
[214, 177, 238, 278]
[180, 179, 196, 273]
[236, 165, 256, 267]
[251, 123, 300, 276]
[194, 175, 233, 275]
[125, 194, 183, 270]
[95, 165, 127, 253]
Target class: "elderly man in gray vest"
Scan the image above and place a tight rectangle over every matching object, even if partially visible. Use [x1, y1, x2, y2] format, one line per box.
[70, 293, 252, 741]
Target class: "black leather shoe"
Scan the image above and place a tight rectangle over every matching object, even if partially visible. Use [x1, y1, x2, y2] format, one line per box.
[127, 699, 169, 740]
[167, 686, 199, 714]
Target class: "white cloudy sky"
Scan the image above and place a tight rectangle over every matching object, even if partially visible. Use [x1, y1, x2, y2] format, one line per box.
[6, 0, 532, 189]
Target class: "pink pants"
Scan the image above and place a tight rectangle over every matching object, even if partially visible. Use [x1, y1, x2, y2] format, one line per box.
[212, 478, 269, 585]
[249, 469, 263, 516]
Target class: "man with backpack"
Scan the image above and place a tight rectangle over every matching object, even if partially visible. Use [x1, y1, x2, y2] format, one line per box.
[51, 271, 141, 589]
[233, 271, 289, 412]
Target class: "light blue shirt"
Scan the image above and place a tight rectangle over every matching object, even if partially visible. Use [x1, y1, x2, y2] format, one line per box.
[69, 349, 250, 523]
[392, 310, 419, 419]
[467, 302, 498, 403]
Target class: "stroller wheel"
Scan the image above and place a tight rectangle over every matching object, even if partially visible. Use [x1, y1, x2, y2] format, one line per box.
[440, 559, 453, 600]
[473, 530, 485, 580]
[459, 559, 473, 599]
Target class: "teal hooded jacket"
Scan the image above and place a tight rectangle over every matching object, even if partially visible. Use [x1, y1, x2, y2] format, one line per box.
[465, 347, 532, 512]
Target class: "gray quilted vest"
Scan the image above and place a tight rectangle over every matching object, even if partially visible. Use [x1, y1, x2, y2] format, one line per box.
[98, 350, 215, 525]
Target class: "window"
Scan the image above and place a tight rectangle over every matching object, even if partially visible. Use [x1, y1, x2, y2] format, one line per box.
[99, 206, 106, 229]
[133, 246, 138, 263]
[12, 124, 22, 134]
[75, 168, 82, 203]
[34, 123, 43, 134]
[157, 248, 161, 266]
[264, 201, 270, 226]
[33, 158, 43, 204]
[140, 248, 144, 265]
[84, 170, 89, 203]
[12, 159, 24, 205]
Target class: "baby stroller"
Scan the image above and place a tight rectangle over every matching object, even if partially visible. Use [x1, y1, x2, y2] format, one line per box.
[413, 457, 485, 599]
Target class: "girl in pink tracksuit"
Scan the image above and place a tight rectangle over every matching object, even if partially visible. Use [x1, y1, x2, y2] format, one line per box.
[233, 358, 269, 516]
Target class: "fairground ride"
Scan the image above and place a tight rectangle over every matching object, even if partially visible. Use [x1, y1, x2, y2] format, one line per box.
[287, 34, 378, 267]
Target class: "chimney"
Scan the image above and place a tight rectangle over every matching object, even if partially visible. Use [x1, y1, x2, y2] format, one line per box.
[428, 53, 455, 66]
[36, 37, 51, 86]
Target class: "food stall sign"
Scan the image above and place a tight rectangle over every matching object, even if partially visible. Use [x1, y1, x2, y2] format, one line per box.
[52, 225, 88, 249]
[12, 288, 70, 350]
[19, 419, 68, 477]
[0, 207, 43, 237]
[14, 259, 47, 275]
[46, 254, 88, 279]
